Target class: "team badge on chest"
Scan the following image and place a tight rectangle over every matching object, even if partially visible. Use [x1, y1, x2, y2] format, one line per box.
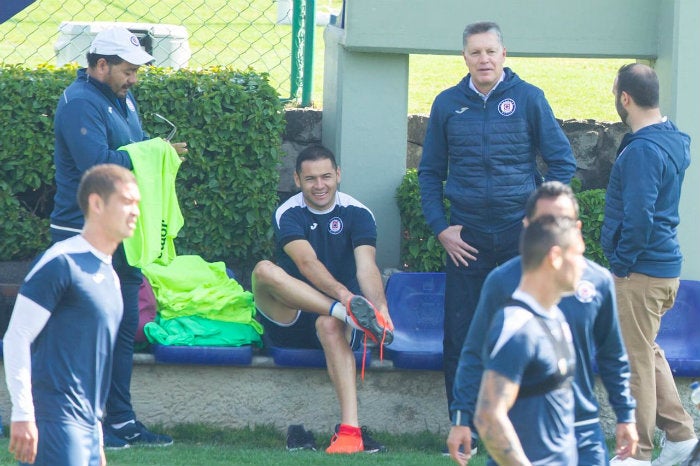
[575, 280, 597, 303]
[328, 217, 343, 235]
[498, 98, 516, 116]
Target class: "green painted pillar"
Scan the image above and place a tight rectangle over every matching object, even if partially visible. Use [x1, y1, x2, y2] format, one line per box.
[322, 26, 408, 269]
[656, 0, 700, 279]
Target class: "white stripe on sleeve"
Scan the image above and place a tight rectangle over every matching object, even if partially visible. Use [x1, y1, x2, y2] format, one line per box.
[3, 294, 51, 422]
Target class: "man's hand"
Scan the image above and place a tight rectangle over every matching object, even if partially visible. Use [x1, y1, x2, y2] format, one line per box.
[9, 421, 38, 464]
[170, 141, 188, 156]
[614, 422, 638, 460]
[438, 225, 479, 267]
[375, 303, 394, 330]
[446, 425, 473, 466]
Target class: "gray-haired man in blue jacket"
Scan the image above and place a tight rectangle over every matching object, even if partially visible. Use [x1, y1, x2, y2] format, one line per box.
[418, 21, 576, 429]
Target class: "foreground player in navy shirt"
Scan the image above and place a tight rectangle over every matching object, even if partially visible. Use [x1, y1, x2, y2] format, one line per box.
[448, 182, 638, 465]
[474, 215, 584, 465]
[4, 164, 140, 465]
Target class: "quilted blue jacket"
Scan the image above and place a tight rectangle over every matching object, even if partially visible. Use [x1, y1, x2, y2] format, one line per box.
[418, 68, 576, 235]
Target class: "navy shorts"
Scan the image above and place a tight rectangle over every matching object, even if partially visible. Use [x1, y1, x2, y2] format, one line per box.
[22, 419, 100, 466]
[258, 309, 361, 350]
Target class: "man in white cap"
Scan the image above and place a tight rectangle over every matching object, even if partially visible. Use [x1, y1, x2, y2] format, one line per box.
[50, 26, 186, 448]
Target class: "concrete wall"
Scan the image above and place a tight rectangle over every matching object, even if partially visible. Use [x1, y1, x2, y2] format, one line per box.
[1, 357, 697, 438]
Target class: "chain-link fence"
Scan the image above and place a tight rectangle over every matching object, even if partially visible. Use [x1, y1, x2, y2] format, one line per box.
[0, 0, 341, 102]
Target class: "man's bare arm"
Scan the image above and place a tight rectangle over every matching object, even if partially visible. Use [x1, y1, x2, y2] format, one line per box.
[284, 239, 353, 304]
[354, 245, 393, 325]
[474, 370, 531, 466]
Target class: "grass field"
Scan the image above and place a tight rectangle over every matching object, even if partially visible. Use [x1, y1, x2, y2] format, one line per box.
[0, 424, 489, 465]
[405, 54, 630, 121]
[0, 424, 658, 464]
[0, 0, 630, 122]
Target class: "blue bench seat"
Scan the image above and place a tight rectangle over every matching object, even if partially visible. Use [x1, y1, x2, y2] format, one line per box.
[384, 272, 445, 371]
[152, 344, 253, 366]
[268, 346, 370, 368]
[656, 280, 700, 377]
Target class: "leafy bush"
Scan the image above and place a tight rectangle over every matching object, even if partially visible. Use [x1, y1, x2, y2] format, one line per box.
[575, 187, 609, 268]
[0, 64, 285, 273]
[134, 66, 285, 275]
[395, 169, 446, 272]
[396, 171, 610, 272]
[0, 64, 73, 259]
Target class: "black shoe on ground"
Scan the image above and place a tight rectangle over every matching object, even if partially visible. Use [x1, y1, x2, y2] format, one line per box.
[334, 424, 387, 453]
[103, 429, 130, 450]
[105, 421, 173, 447]
[286, 424, 317, 451]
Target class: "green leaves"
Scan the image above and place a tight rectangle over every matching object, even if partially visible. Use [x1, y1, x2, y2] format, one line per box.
[0, 64, 73, 258]
[395, 169, 446, 272]
[134, 66, 285, 274]
[575, 187, 609, 268]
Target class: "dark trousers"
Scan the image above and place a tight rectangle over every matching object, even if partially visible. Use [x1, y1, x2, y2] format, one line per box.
[51, 229, 140, 425]
[442, 223, 521, 415]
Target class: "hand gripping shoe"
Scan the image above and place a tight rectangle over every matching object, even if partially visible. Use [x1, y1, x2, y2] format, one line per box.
[345, 296, 393, 346]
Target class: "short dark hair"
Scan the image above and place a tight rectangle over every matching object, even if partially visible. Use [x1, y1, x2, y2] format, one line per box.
[77, 164, 136, 216]
[520, 215, 579, 271]
[524, 181, 579, 221]
[86, 53, 125, 68]
[616, 63, 659, 109]
[463, 21, 503, 48]
[295, 144, 338, 174]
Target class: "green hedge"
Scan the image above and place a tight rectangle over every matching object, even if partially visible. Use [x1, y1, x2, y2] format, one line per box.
[575, 187, 609, 268]
[395, 169, 446, 272]
[0, 64, 285, 274]
[396, 169, 609, 272]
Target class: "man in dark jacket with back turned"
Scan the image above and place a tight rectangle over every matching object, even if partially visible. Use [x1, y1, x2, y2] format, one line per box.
[418, 21, 576, 433]
[603, 63, 696, 466]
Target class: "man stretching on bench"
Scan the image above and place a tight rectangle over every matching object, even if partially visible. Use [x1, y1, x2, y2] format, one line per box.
[251, 144, 393, 454]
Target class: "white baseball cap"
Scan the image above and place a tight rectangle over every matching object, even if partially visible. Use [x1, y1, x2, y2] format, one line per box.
[89, 27, 154, 65]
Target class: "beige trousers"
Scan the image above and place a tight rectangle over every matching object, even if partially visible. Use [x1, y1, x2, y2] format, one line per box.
[615, 273, 696, 460]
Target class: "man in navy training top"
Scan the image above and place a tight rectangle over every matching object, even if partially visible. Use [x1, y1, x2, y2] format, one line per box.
[252, 144, 394, 454]
[4, 164, 140, 466]
[447, 181, 638, 465]
[474, 215, 584, 465]
[417, 21, 577, 431]
[604, 63, 696, 466]
[50, 26, 187, 448]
